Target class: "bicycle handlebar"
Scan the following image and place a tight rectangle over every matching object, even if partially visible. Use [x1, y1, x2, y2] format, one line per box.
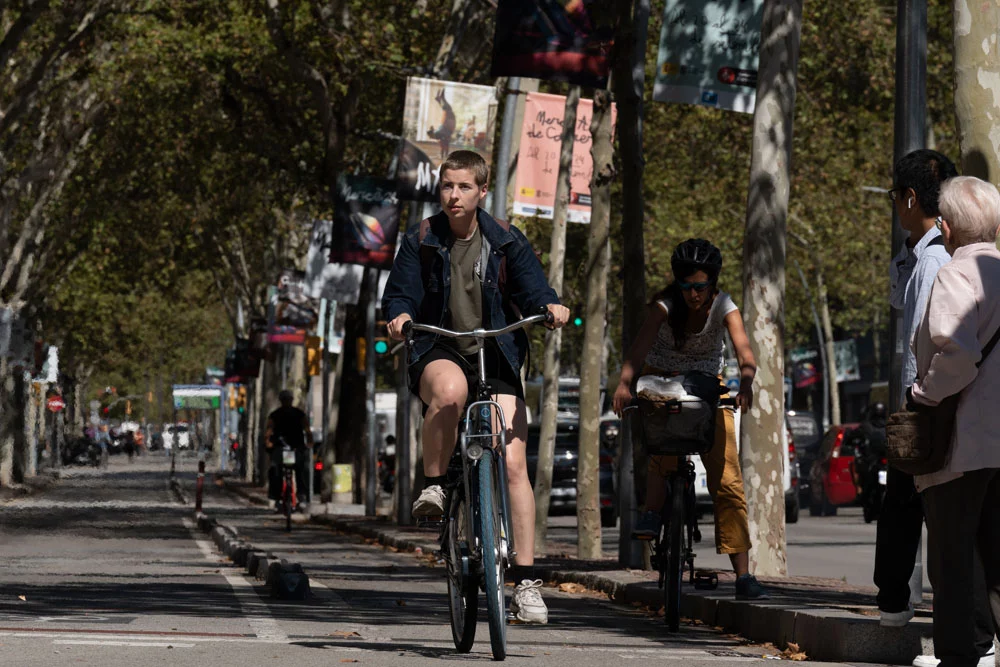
[401, 311, 553, 340]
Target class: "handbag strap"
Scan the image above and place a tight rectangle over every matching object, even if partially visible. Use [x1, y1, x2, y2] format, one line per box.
[978, 324, 1000, 368]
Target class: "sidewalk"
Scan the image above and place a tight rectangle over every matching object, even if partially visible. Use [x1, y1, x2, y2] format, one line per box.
[216, 477, 937, 665]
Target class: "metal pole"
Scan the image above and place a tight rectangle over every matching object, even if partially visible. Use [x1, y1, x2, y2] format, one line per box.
[793, 259, 830, 429]
[892, 0, 927, 609]
[395, 345, 412, 526]
[195, 456, 205, 512]
[365, 270, 378, 516]
[617, 406, 639, 565]
[492, 77, 521, 220]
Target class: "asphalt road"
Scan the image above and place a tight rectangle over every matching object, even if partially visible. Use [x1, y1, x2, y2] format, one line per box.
[0, 457, 882, 667]
[545, 505, 930, 590]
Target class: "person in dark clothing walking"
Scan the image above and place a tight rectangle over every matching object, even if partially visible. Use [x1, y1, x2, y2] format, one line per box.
[265, 390, 311, 509]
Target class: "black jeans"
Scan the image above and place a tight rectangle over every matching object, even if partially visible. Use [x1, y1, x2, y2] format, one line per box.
[923, 469, 1000, 667]
[874, 467, 924, 612]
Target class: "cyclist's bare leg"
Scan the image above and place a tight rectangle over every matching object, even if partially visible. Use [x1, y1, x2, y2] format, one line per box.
[730, 552, 749, 577]
[418, 359, 468, 477]
[493, 393, 533, 565]
[644, 455, 678, 512]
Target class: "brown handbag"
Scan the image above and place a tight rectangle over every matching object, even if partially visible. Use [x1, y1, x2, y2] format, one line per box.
[886, 325, 1000, 475]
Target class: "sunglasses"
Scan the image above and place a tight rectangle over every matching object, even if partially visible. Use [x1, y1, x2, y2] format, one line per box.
[678, 280, 712, 292]
[887, 187, 902, 202]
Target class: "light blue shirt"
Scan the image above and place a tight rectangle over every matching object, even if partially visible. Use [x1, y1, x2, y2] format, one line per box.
[889, 226, 950, 406]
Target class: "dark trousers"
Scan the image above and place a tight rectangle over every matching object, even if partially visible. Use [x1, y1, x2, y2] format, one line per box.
[267, 448, 309, 503]
[923, 469, 1000, 667]
[874, 467, 925, 612]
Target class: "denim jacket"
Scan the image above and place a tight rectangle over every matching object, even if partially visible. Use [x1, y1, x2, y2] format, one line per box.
[381, 207, 559, 374]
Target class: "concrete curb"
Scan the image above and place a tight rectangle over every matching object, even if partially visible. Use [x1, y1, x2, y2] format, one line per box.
[191, 509, 309, 600]
[310, 514, 935, 665]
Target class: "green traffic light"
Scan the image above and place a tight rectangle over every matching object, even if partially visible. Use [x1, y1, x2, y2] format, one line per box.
[573, 317, 583, 326]
[374, 340, 388, 354]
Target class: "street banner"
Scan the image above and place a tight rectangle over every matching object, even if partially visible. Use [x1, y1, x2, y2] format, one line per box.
[172, 386, 223, 410]
[397, 77, 498, 202]
[306, 219, 390, 306]
[834, 339, 861, 383]
[330, 176, 400, 268]
[652, 0, 764, 114]
[512, 92, 616, 223]
[491, 0, 615, 88]
[790, 347, 820, 389]
[269, 270, 319, 346]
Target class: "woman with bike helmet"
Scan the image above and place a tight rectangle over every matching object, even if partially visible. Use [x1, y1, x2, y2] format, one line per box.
[612, 238, 767, 599]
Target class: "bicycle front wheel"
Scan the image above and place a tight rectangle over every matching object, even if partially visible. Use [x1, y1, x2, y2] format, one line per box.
[478, 454, 507, 661]
[446, 489, 477, 652]
[664, 476, 685, 631]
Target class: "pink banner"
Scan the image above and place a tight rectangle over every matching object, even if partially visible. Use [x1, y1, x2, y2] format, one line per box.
[512, 92, 616, 224]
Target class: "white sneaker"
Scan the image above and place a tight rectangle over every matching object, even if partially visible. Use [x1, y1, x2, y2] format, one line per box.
[880, 607, 915, 627]
[509, 579, 548, 624]
[913, 645, 995, 667]
[411, 485, 446, 517]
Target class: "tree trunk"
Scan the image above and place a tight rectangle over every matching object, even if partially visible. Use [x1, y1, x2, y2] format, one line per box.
[739, 0, 803, 578]
[534, 85, 580, 556]
[577, 88, 613, 560]
[953, 0, 1000, 185]
[613, 0, 651, 568]
[817, 265, 841, 424]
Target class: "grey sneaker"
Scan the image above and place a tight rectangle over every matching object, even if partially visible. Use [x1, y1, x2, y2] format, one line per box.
[734, 574, 769, 600]
[509, 579, 548, 624]
[411, 485, 446, 517]
[912, 645, 995, 667]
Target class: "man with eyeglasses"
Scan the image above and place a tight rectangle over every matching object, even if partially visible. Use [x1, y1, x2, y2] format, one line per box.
[879, 149, 993, 666]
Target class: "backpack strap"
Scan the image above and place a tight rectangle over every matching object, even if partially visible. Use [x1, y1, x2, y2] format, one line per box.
[927, 236, 945, 248]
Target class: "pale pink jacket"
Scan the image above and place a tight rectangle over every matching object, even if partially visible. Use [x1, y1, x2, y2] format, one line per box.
[911, 242, 1000, 491]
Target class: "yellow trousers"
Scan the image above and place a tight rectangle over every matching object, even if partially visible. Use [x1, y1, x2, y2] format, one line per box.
[647, 405, 752, 555]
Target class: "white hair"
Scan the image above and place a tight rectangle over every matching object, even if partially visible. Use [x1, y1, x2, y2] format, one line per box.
[938, 176, 1000, 246]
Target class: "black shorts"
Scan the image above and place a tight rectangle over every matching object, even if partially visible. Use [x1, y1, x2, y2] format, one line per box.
[409, 342, 524, 405]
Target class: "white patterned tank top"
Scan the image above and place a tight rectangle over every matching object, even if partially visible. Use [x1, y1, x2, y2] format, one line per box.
[644, 292, 738, 376]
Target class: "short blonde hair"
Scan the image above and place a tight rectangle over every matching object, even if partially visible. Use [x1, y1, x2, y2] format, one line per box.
[939, 176, 1000, 246]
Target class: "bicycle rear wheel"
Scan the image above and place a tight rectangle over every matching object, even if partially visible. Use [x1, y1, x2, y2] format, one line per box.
[284, 471, 293, 533]
[446, 489, 477, 652]
[664, 476, 686, 631]
[478, 454, 507, 661]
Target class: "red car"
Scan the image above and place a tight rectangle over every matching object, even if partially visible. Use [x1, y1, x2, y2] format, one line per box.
[808, 423, 861, 516]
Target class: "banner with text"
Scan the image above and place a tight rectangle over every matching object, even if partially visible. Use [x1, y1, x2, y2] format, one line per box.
[512, 92, 616, 223]
[397, 78, 497, 202]
[330, 176, 400, 269]
[491, 0, 615, 88]
[652, 0, 764, 114]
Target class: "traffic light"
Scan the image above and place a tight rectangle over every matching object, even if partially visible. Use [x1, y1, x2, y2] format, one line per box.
[374, 338, 389, 354]
[573, 316, 583, 327]
[228, 385, 237, 410]
[356, 337, 366, 374]
[125, 400, 132, 415]
[237, 385, 247, 414]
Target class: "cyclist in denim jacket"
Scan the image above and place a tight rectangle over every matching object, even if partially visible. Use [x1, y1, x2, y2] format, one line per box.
[383, 150, 569, 623]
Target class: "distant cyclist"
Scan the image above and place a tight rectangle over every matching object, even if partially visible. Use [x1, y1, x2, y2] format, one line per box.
[382, 150, 569, 624]
[612, 238, 768, 600]
[264, 390, 311, 510]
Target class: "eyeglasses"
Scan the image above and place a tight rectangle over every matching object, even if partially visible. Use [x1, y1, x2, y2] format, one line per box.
[935, 216, 944, 231]
[678, 281, 712, 292]
[887, 187, 902, 202]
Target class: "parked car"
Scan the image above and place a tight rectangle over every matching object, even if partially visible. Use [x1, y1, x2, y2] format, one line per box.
[807, 423, 861, 516]
[786, 410, 823, 507]
[525, 421, 618, 527]
[693, 411, 800, 523]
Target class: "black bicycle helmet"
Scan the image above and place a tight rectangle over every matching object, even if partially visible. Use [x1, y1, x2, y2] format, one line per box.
[868, 402, 887, 422]
[671, 238, 723, 281]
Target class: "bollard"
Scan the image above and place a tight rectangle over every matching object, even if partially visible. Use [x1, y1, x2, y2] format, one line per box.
[195, 454, 206, 512]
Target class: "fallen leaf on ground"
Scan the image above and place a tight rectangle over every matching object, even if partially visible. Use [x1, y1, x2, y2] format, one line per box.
[558, 583, 587, 594]
[781, 642, 808, 661]
[396, 600, 406, 606]
[329, 631, 361, 638]
[340, 660, 359, 663]
[17, 595, 25, 601]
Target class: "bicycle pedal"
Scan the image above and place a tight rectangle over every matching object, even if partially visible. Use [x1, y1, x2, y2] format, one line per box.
[693, 572, 718, 591]
[416, 517, 445, 529]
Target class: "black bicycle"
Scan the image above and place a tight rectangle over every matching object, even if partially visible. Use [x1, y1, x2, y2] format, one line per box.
[277, 436, 296, 533]
[627, 372, 735, 632]
[404, 312, 551, 661]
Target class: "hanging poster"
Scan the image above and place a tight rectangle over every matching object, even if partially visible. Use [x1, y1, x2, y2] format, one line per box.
[790, 347, 820, 389]
[307, 218, 391, 305]
[269, 270, 320, 346]
[834, 339, 861, 383]
[512, 91, 616, 223]
[491, 0, 615, 88]
[397, 78, 498, 202]
[652, 0, 764, 114]
[330, 176, 400, 269]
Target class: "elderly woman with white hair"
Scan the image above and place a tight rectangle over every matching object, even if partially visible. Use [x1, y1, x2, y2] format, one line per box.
[909, 175, 1000, 667]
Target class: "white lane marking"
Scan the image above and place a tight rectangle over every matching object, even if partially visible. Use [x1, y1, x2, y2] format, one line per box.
[7, 500, 179, 510]
[0, 631, 273, 645]
[54, 640, 195, 648]
[182, 518, 288, 642]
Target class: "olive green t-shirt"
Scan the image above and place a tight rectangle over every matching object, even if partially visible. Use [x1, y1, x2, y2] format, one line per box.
[447, 226, 484, 354]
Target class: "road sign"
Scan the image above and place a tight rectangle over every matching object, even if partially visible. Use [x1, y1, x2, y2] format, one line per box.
[172, 386, 223, 410]
[46, 396, 66, 412]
